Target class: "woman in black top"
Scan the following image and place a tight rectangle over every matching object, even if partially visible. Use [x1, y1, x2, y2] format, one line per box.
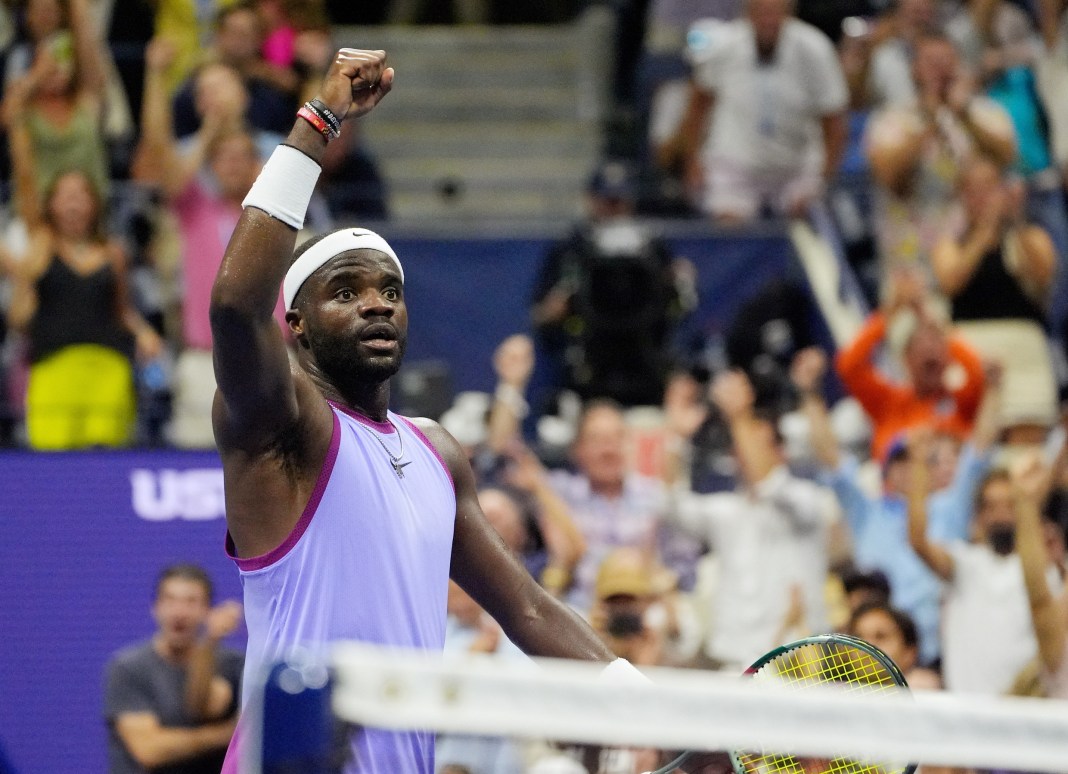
[932, 155, 1056, 328]
[1, 169, 162, 448]
[931, 154, 1058, 444]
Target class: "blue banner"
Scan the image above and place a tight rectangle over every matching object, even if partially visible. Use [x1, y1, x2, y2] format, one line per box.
[0, 449, 241, 774]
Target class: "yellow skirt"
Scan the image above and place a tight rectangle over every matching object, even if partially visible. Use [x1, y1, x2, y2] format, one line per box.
[26, 344, 135, 450]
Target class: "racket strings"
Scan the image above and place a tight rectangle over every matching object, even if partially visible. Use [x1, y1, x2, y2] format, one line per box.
[736, 642, 906, 774]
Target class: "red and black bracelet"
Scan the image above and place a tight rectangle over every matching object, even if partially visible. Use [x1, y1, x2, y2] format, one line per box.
[297, 101, 341, 140]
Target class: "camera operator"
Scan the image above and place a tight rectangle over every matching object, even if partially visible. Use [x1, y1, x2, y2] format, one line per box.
[530, 160, 697, 409]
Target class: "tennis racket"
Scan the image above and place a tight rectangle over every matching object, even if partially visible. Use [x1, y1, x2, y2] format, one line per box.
[650, 633, 916, 774]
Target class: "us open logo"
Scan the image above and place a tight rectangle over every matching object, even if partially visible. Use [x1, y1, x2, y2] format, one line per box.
[130, 469, 226, 521]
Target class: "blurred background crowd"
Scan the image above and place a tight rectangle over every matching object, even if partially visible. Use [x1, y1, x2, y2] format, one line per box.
[2, 0, 1068, 772]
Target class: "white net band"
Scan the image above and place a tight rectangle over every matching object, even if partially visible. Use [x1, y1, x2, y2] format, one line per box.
[327, 643, 1068, 773]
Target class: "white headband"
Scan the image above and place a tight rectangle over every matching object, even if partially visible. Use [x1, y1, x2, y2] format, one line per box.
[283, 228, 404, 310]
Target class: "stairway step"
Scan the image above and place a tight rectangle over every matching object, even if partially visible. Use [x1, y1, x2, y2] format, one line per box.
[326, 10, 615, 221]
[365, 127, 599, 158]
[388, 188, 582, 221]
[335, 24, 587, 56]
[380, 155, 593, 183]
[359, 84, 586, 123]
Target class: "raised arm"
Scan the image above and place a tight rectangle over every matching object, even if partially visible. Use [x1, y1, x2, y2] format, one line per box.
[836, 270, 925, 416]
[865, 108, 928, 196]
[970, 361, 1003, 455]
[131, 38, 190, 196]
[1036, 0, 1067, 50]
[791, 346, 840, 470]
[959, 97, 1018, 169]
[3, 68, 46, 229]
[932, 225, 1001, 298]
[68, 0, 107, 98]
[486, 334, 534, 452]
[132, 39, 224, 200]
[209, 50, 392, 451]
[835, 311, 895, 415]
[183, 600, 243, 721]
[821, 111, 848, 185]
[711, 369, 778, 488]
[657, 82, 714, 191]
[907, 430, 955, 580]
[1013, 453, 1067, 675]
[1014, 225, 1058, 302]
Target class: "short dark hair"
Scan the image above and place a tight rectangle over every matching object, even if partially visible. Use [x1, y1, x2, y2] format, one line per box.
[841, 567, 891, 601]
[849, 601, 919, 650]
[154, 563, 214, 603]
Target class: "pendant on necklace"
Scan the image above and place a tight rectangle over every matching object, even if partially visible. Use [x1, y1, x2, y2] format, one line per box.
[392, 459, 412, 478]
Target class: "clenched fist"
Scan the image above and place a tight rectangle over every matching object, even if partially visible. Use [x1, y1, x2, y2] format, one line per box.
[316, 48, 395, 124]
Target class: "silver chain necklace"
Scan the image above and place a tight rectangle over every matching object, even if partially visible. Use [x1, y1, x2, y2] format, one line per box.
[356, 418, 411, 478]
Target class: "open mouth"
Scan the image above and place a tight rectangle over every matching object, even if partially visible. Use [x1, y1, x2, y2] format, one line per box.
[360, 324, 398, 352]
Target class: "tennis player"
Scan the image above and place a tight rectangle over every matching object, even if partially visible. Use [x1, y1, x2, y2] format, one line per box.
[212, 49, 633, 773]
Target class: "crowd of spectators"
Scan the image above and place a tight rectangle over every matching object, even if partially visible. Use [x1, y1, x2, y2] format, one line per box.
[0, 0, 388, 447]
[1, 1, 1068, 772]
[430, 309, 1068, 771]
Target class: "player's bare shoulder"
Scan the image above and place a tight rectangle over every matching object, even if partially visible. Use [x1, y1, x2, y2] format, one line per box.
[402, 416, 468, 479]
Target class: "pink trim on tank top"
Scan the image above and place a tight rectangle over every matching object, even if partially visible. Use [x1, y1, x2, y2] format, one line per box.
[225, 410, 342, 571]
[219, 711, 245, 774]
[398, 416, 453, 487]
[327, 399, 396, 433]
[325, 400, 452, 484]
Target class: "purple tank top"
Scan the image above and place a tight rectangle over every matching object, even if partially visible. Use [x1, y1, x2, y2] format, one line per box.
[224, 403, 456, 774]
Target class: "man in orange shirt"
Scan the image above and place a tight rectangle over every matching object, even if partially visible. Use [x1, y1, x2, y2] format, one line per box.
[836, 271, 986, 461]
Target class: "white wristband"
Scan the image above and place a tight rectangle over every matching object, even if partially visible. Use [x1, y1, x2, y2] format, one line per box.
[242, 144, 321, 230]
[598, 657, 651, 685]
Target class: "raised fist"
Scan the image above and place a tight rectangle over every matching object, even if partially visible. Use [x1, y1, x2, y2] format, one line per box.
[710, 370, 755, 421]
[315, 48, 394, 124]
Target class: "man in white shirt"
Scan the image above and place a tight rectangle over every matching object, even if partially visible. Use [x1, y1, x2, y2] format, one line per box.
[908, 436, 1058, 694]
[670, 370, 839, 671]
[665, 0, 848, 222]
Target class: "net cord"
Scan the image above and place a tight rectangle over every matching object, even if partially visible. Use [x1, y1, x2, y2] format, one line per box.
[314, 643, 1068, 773]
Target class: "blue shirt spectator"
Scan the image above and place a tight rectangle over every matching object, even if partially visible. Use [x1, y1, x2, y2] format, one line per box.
[824, 443, 989, 664]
